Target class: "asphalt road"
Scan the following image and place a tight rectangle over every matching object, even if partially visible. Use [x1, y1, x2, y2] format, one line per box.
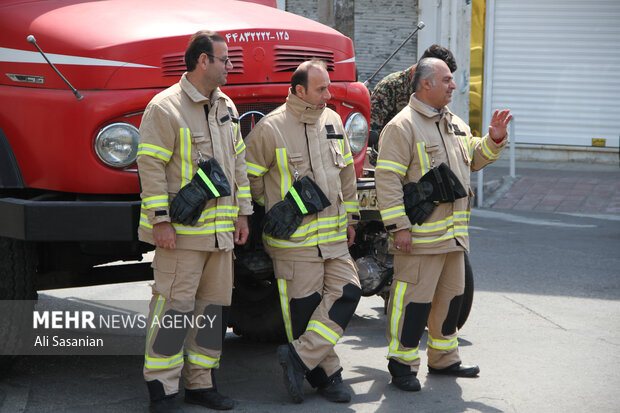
[1, 206, 619, 412]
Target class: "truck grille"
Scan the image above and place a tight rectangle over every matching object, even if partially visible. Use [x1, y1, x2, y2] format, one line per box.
[237, 102, 336, 138]
[274, 46, 334, 72]
[161, 47, 244, 77]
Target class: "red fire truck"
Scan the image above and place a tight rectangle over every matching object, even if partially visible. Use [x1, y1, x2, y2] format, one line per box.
[0, 0, 471, 342]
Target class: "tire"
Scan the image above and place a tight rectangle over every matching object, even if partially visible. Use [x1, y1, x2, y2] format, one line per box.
[0, 237, 38, 368]
[228, 275, 286, 343]
[457, 252, 474, 330]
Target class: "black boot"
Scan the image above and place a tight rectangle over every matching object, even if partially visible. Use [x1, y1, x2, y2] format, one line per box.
[428, 361, 480, 377]
[318, 372, 351, 403]
[388, 358, 421, 392]
[277, 344, 307, 403]
[146, 380, 184, 413]
[184, 388, 234, 410]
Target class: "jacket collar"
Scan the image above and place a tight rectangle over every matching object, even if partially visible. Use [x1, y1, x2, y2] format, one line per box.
[180, 73, 224, 105]
[285, 89, 324, 124]
[409, 93, 453, 122]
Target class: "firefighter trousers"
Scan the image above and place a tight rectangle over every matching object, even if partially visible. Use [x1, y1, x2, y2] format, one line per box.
[143, 247, 233, 396]
[386, 251, 465, 374]
[274, 253, 361, 385]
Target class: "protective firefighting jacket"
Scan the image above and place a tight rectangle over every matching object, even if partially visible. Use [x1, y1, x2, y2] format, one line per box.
[245, 90, 359, 261]
[137, 73, 252, 251]
[376, 95, 507, 254]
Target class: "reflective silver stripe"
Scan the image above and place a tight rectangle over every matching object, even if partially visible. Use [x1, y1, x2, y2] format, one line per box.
[137, 143, 173, 162]
[142, 195, 169, 209]
[277, 279, 294, 342]
[235, 138, 246, 155]
[469, 137, 481, 158]
[416, 142, 430, 175]
[186, 350, 219, 368]
[376, 159, 407, 176]
[276, 148, 291, 199]
[306, 320, 339, 345]
[380, 205, 406, 221]
[144, 353, 184, 369]
[255, 195, 265, 206]
[344, 201, 359, 213]
[264, 228, 347, 248]
[237, 186, 251, 198]
[387, 281, 420, 361]
[246, 162, 269, 177]
[481, 137, 500, 160]
[180, 127, 192, 188]
[427, 334, 458, 350]
[144, 295, 184, 370]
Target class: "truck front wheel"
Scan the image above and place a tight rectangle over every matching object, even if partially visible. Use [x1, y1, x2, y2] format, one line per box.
[0, 237, 38, 366]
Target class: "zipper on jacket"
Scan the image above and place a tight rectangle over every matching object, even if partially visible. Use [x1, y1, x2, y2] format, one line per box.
[435, 121, 449, 168]
[304, 123, 321, 258]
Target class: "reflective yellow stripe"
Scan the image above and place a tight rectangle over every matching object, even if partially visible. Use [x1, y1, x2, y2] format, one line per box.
[276, 148, 291, 199]
[387, 281, 420, 361]
[264, 228, 347, 248]
[343, 152, 353, 165]
[235, 138, 246, 155]
[144, 296, 184, 370]
[481, 137, 500, 160]
[140, 213, 236, 234]
[247, 162, 269, 177]
[427, 334, 458, 350]
[255, 195, 265, 206]
[380, 205, 406, 221]
[277, 279, 294, 342]
[137, 143, 173, 162]
[417, 142, 430, 175]
[186, 350, 219, 368]
[344, 201, 359, 213]
[142, 195, 169, 209]
[197, 168, 220, 197]
[376, 159, 407, 176]
[237, 186, 251, 198]
[306, 320, 340, 345]
[180, 127, 192, 189]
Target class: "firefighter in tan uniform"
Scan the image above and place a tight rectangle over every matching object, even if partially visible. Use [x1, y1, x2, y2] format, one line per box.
[137, 31, 252, 412]
[375, 57, 512, 391]
[245, 59, 362, 404]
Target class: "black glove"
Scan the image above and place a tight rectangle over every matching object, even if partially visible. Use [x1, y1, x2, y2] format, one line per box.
[263, 176, 331, 239]
[419, 163, 467, 203]
[169, 158, 231, 226]
[406, 200, 436, 225]
[403, 181, 435, 225]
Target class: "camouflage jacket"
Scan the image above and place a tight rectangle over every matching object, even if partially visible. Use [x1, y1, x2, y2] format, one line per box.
[370, 65, 415, 135]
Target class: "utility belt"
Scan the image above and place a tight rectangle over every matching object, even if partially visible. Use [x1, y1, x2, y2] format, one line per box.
[402, 163, 467, 225]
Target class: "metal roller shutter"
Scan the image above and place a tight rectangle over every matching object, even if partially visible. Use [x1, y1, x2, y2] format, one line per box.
[486, 0, 620, 147]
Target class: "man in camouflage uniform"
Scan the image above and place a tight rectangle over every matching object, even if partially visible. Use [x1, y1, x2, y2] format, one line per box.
[370, 44, 458, 136]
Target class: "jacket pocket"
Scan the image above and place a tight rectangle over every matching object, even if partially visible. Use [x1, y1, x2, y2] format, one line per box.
[329, 140, 347, 168]
[393, 254, 422, 284]
[273, 259, 294, 281]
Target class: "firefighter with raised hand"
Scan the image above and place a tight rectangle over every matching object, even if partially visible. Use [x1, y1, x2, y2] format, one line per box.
[137, 30, 252, 412]
[244, 59, 362, 404]
[370, 44, 458, 137]
[375, 57, 511, 392]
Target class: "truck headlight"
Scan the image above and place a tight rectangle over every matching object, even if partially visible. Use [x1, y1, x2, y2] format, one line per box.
[94, 123, 139, 168]
[345, 111, 368, 155]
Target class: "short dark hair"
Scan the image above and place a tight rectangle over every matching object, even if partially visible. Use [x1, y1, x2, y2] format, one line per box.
[420, 44, 457, 73]
[291, 59, 327, 95]
[184, 30, 226, 72]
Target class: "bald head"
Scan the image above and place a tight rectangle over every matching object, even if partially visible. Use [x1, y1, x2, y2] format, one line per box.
[291, 59, 328, 95]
